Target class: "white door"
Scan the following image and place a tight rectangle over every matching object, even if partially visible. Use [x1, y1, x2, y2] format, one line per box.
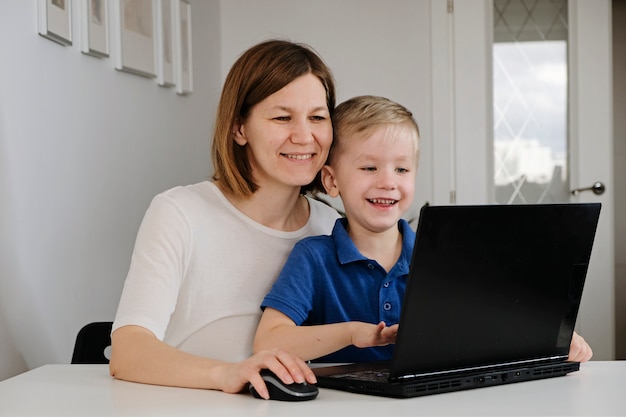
[430, 0, 615, 359]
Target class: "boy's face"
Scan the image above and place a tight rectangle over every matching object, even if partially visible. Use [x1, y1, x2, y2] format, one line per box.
[322, 124, 418, 234]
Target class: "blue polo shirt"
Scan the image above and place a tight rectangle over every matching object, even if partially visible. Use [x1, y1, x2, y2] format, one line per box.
[261, 217, 415, 363]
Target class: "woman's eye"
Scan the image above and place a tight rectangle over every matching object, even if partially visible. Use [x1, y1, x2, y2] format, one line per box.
[273, 116, 291, 121]
[310, 115, 326, 121]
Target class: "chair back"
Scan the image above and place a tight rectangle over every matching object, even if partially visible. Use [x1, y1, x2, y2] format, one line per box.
[71, 321, 113, 364]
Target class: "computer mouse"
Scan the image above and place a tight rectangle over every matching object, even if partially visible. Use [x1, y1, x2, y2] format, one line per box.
[249, 369, 319, 401]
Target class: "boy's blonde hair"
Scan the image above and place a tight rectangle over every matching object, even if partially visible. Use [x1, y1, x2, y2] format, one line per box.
[328, 95, 420, 166]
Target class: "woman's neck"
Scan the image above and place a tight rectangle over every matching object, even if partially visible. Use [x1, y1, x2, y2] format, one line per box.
[216, 181, 309, 231]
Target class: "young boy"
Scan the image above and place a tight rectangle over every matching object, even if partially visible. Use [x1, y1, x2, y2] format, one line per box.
[254, 95, 420, 363]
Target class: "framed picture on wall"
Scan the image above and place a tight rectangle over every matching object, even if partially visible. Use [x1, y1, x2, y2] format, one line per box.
[80, 0, 109, 57]
[38, 0, 73, 46]
[173, 0, 193, 95]
[155, 0, 175, 86]
[112, 0, 156, 78]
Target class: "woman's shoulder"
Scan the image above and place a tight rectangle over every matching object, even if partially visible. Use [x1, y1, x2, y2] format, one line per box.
[306, 195, 341, 220]
[153, 181, 223, 207]
[305, 195, 341, 234]
[146, 181, 227, 219]
[157, 180, 213, 198]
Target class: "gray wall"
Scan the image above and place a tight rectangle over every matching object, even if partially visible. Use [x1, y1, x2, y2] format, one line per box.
[0, 0, 432, 381]
[0, 1, 221, 379]
[1, 0, 621, 381]
[219, 0, 434, 218]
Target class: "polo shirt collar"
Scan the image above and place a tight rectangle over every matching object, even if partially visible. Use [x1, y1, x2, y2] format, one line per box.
[332, 217, 414, 273]
[332, 218, 366, 265]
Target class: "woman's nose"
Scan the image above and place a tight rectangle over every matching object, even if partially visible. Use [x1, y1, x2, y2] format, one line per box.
[289, 119, 314, 144]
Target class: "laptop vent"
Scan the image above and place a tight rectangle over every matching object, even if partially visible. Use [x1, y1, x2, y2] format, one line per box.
[407, 379, 463, 394]
[532, 365, 569, 377]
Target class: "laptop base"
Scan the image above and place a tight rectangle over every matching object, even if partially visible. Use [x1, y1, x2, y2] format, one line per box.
[315, 361, 580, 398]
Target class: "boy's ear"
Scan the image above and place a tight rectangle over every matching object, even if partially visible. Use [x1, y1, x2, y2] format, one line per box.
[321, 165, 340, 197]
[232, 118, 247, 146]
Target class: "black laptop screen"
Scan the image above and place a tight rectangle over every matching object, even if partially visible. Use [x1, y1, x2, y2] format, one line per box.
[390, 203, 600, 378]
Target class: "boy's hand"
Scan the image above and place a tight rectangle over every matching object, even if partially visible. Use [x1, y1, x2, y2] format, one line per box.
[352, 321, 398, 348]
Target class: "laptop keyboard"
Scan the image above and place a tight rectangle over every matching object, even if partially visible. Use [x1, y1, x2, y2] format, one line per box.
[335, 369, 391, 382]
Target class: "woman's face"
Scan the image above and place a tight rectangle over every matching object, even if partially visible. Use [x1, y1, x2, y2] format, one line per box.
[233, 73, 332, 192]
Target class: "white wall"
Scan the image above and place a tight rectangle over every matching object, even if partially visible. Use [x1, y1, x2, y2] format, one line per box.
[0, 1, 221, 380]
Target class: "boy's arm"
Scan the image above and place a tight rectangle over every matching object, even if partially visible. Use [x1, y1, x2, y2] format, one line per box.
[253, 307, 398, 361]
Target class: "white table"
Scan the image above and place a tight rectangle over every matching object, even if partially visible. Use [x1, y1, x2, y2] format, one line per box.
[0, 362, 624, 416]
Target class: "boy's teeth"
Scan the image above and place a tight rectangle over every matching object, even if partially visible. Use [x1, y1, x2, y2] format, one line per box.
[370, 199, 396, 204]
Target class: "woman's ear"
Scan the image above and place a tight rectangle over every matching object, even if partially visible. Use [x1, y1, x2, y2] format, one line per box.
[321, 165, 340, 198]
[232, 118, 247, 146]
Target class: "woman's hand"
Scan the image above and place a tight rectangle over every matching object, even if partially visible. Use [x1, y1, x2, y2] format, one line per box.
[568, 331, 593, 362]
[216, 348, 316, 399]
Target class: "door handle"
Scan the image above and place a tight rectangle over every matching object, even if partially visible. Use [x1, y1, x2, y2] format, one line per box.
[571, 181, 606, 196]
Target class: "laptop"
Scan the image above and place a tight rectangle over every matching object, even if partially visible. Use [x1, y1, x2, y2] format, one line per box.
[313, 203, 601, 398]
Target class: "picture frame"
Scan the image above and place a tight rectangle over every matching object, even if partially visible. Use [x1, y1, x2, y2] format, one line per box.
[80, 0, 109, 57]
[38, 0, 73, 46]
[155, 0, 175, 86]
[112, 0, 156, 78]
[173, 0, 193, 95]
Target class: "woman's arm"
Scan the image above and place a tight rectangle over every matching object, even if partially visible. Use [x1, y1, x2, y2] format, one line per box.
[109, 325, 316, 399]
[253, 308, 397, 361]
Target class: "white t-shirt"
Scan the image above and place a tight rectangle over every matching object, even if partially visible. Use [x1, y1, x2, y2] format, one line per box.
[112, 181, 339, 362]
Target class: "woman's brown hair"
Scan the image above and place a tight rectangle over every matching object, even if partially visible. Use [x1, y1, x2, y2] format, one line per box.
[211, 39, 336, 197]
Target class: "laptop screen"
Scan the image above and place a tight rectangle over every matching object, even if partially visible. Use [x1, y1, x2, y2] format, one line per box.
[390, 203, 600, 379]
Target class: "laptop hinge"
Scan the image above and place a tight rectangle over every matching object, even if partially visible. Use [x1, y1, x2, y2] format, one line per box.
[394, 355, 569, 381]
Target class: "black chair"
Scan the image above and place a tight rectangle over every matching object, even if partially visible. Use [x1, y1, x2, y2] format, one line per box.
[71, 321, 113, 364]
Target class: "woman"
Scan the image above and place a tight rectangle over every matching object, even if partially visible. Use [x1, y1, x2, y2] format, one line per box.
[109, 40, 340, 400]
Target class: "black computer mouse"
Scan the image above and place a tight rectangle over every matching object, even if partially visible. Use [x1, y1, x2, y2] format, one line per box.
[249, 369, 319, 401]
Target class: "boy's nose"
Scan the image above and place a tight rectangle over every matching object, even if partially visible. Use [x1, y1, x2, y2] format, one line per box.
[377, 170, 397, 189]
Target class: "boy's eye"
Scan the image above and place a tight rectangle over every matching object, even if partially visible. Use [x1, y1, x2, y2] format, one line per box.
[396, 167, 410, 174]
[361, 166, 377, 172]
